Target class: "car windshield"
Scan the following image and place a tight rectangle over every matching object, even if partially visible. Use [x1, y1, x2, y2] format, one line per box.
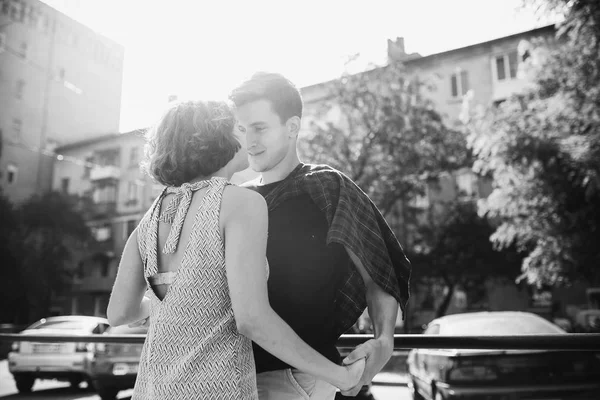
[441, 315, 565, 336]
[106, 325, 147, 335]
[28, 320, 98, 332]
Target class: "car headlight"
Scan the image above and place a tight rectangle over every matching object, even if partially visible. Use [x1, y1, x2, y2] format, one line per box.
[11, 342, 20, 352]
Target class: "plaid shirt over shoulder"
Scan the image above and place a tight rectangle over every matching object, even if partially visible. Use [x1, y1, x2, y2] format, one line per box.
[260, 163, 411, 336]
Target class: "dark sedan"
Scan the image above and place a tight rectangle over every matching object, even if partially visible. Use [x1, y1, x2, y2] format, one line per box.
[407, 311, 600, 400]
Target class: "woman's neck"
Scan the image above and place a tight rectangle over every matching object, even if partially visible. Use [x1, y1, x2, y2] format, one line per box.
[190, 165, 234, 184]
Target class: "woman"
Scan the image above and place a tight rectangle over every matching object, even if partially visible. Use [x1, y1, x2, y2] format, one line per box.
[106, 100, 365, 399]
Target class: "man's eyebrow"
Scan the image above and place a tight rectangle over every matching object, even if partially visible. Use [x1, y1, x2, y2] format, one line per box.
[249, 121, 267, 127]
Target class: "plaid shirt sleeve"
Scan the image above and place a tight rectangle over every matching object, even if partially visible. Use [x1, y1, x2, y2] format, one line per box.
[263, 164, 412, 337]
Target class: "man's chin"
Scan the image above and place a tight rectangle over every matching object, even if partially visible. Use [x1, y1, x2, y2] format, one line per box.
[249, 162, 267, 173]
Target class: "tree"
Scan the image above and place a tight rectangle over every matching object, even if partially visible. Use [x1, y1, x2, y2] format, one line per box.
[464, 0, 600, 286]
[411, 201, 522, 318]
[0, 190, 24, 323]
[300, 62, 470, 218]
[1, 192, 92, 323]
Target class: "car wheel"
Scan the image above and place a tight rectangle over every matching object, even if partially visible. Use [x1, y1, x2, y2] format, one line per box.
[96, 386, 120, 400]
[14, 375, 35, 393]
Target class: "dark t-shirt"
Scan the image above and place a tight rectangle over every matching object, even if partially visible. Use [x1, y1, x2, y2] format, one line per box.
[246, 179, 349, 373]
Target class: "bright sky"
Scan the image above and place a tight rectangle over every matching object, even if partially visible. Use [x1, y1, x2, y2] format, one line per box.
[41, 0, 557, 133]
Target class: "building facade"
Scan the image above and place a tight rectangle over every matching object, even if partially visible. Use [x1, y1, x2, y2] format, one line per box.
[52, 131, 158, 316]
[0, 0, 124, 203]
[300, 25, 559, 330]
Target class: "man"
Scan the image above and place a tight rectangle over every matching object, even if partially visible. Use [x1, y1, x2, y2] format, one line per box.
[230, 72, 411, 399]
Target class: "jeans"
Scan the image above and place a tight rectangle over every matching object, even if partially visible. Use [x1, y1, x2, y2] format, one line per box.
[257, 368, 337, 400]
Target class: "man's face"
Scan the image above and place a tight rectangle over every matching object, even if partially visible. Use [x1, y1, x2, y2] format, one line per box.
[235, 99, 290, 173]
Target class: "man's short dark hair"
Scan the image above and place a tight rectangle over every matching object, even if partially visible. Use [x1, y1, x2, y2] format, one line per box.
[142, 100, 239, 187]
[229, 72, 303, 123]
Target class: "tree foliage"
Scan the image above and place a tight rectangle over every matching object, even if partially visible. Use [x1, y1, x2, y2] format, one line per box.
[0, 191, 91, 323]
[299, 62, 470, 217]
[411, 201, 522, 317]
[465, 0, 600, 286]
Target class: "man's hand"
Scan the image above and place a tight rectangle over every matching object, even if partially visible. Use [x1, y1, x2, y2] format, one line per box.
[340, 337, 393, 397]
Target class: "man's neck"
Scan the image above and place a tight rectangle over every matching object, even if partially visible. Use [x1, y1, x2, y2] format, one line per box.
[260, 154, 301, 185]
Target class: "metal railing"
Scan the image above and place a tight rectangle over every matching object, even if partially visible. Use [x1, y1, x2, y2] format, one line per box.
[2, 333, 600, 351]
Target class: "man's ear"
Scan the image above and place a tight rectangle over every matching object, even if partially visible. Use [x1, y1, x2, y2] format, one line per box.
[286, 116, 301, 138]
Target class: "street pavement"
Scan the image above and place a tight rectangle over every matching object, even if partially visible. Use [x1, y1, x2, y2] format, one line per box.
[0, 360, 410, 400]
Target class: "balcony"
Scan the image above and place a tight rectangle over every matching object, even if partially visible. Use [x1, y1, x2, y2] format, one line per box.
[80, 201, 117, 220]
[89, 165, 121, 181]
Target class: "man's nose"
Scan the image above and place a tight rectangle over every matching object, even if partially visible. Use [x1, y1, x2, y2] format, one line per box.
[247, 134, 258, 148]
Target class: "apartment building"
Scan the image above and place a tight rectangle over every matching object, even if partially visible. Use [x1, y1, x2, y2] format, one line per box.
[299, 26, 558, 328]
[51, 131, 157, 316]
[0, 0, 124, 203]
[300, 25, 556, 240]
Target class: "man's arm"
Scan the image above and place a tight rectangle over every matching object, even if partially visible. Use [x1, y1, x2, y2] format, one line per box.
[341, 247, 399, 397]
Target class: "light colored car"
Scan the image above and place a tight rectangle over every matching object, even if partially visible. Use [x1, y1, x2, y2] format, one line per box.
[8, 315, 110, 393]
[87, 324, 147, 400]
[407, 311, 600, 400]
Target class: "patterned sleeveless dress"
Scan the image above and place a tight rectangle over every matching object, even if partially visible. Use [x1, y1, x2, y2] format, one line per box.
[132, 177, 258, 400]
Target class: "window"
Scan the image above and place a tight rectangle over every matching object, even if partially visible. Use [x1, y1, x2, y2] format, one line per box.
[129, 147, 139, 167]
[450, 69, 469, 98]
[37, 12, 49, 33]
[456, 170, 478, 197]
[15, 79, 25, 100]
[409, 187, 430, 209]
[93, 184, 117, 203]
[1, 1, 10, 15]
[100, 261, 110, 277]
[19, 41, 27, 59]
[6, 164, 18, 184]
[83, 155, 94, 178]
[127, 181, 139, 204]
[12, 118, 22, 138]
[92, 224, 112, 241]
[10, 0, 23, 21]
[76, 261, 84, 280]
[27, 5, 39, 27]
[95, 148, 120, 167]
[0, 32, 6, 53]
[495, 51, 519, 81]
[61, 177, 70, 194]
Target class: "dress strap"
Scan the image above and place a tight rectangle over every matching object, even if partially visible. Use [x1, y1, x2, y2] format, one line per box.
[159, 178, 229, 254]
[148, 271, 175, 286]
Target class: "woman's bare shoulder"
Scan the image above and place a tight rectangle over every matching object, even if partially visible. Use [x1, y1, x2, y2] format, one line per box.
[221, 185, 267, 220]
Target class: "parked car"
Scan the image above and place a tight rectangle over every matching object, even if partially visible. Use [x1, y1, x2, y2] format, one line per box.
[573, 309, 600, 333]
[407, 311, 600, 400]
[87, 324, 147, 400]
[8, 315, 110, 393]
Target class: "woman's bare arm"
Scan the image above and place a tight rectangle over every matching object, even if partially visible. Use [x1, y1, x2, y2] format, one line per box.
[107, 228, 148, 326]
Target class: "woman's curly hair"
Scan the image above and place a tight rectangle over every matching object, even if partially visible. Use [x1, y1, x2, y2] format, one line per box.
[142, 100, 240, 187]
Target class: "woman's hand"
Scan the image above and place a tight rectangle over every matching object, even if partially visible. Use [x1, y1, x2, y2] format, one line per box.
[338, 357, 366, 392]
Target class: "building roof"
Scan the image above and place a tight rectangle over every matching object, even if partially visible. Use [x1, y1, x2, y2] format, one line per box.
[299, 24, 556, 95]
[56, 129, 147, 152]
[403, 24, 555, 65]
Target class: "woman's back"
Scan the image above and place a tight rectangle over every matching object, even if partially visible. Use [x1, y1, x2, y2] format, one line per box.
[133, 177, 258, 400]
